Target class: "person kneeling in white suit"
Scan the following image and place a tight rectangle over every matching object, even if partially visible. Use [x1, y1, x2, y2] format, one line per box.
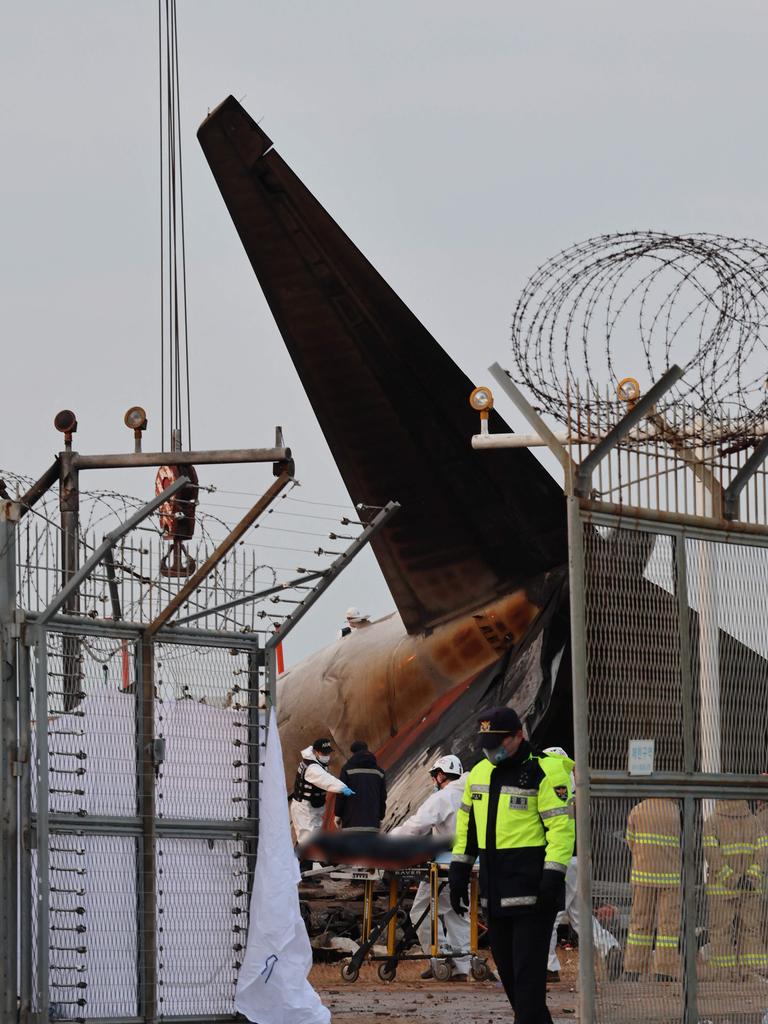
[390, 755, 472, 981]
[543, 746, 623, 982]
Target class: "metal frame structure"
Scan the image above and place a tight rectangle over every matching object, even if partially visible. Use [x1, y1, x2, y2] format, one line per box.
[473, 363, 768, 1024]
[1, 434, 397, 1024]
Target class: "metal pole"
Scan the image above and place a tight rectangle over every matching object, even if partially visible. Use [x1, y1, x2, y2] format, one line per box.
[487, 362, 573, 473]
[566, 495, 596, 1024]
[136, 638, 157, 1024]
[0, 504, 19, 1024]
[171, 570, 326, 627]
[146, 470, 294, 636]
[72, 447, 291, 471]
[58, 450, 81, 713]
[18, 639, 32, 1024]
[675, 535, 698, 1024]
[576, 365, 684, 496]
[33, 625, 50, 1024]
[264, 501, 400, 663]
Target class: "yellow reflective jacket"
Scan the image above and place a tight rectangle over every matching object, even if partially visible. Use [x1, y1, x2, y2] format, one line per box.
[452, 743, 575, 916]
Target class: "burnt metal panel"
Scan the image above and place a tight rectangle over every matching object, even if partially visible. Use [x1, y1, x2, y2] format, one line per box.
[197, 96, 567, 634]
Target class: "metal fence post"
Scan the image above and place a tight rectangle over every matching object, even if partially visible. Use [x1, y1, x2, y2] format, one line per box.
[136, 637, 157, 1024]
[675, 535, 699, 1024]
[567, 496, 596, 1024]
[0, 506, 19, 1024]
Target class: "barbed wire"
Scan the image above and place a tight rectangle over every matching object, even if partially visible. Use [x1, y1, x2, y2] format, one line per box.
[510, 231, 768, 441]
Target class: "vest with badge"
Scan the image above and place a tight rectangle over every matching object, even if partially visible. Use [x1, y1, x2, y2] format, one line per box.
[292, 757, 328, 808]
[452, 741, 575, 917]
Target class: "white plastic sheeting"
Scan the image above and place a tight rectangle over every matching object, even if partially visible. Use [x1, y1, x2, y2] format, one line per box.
[235, 708, 330, 1024]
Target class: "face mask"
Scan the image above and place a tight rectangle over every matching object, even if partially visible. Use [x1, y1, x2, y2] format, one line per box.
[317, 754, 331, 765]
[483, 745, 509, 765]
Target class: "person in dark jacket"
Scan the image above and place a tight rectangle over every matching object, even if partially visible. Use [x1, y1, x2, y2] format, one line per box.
[334, 741, 387, 831]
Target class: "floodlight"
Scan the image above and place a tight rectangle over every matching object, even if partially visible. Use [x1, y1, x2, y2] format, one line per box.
[124, 406, 148, 431]
[53, 410, 78, 435]
[469, 386, 494, 412]
[617, 377, 640, 403]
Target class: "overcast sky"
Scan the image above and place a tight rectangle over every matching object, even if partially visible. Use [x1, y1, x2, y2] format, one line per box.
[2, 1, 767, 663]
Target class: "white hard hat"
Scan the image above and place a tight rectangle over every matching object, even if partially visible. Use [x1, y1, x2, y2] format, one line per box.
[430, 754, 463, 777]
[345, 606, 368, 621]
[544, 745, 569, 759]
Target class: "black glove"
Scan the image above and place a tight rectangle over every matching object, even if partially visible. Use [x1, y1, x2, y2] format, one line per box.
[737, 874, 756, 891]
[449, 860, 471, 917]
[537, 868, 566, 909]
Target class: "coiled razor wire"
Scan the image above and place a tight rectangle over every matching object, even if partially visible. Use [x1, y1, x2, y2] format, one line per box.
[510, 232, 768, 442]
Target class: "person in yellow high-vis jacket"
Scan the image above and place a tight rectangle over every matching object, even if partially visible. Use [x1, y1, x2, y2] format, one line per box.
[703, 799, 766, 979]
[449, 707, 575, 1024]
[624, 798, 681, 979]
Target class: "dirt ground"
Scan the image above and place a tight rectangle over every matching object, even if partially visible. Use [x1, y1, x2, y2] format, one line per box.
[311, 947, 581, 1023]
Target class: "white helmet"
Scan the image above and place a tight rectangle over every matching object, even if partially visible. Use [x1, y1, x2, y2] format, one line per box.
[544, 745, 569, 758]
[430, 754, 463, 778]
[345, 606, 369, 621]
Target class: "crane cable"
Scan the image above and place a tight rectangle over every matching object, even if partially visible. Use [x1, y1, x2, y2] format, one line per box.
[158, 0, 192, 452]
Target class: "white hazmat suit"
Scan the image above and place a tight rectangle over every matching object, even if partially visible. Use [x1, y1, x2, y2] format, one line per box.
[391, 773, 471, 976]
[290, 746, 347, 845]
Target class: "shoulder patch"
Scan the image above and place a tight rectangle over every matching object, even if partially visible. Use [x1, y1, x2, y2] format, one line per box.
[554, 785, 569, 802]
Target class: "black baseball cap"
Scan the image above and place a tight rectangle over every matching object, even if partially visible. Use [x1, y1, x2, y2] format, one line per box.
[312, 737, 333, 754]
[475, 706, 522, 748]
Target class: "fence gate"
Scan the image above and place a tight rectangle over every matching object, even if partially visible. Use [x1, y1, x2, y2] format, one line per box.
[24, 622, 265, 1024]
[570, 504, 768, 1024]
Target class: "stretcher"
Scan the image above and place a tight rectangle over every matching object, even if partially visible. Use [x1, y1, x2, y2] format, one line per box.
[331, 863, 491, 983]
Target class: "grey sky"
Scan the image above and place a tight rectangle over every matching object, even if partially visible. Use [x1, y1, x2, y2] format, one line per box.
[2, 1, 767, 662]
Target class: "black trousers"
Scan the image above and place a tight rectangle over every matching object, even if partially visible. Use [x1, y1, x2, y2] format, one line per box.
[488, 909, 558, 1024]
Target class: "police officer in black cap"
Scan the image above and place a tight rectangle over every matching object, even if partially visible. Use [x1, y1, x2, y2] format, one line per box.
[449, 707, 575, 1023]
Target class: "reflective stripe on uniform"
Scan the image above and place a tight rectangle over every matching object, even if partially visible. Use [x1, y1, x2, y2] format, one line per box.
[500, 895, 538, 907]
[655, 935, 678, 948]
[626, 832, 678, 847]
[543, 861, 567, 874]
[452, 853, 475, 864]
[459, 802, 471, 814]
[540, 806, 573, 820]
[470, 784, 490, 794]
[346, 767, 384, 776]
[631, 870, 681, 885]
[718, 842, 756, 854]
[500, 786, 538, 797]
[710, 954, 738, 967]
[627, 933, 654, 947]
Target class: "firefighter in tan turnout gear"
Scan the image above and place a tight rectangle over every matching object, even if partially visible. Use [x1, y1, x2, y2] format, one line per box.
[624, 798, 681, 979]
[703, 799, 767, 977]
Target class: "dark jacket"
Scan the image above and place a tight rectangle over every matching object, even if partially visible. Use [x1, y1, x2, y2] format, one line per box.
[334, 750, 387, 830]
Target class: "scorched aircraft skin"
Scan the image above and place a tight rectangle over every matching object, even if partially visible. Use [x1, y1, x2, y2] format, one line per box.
[196, 96, 572, 814]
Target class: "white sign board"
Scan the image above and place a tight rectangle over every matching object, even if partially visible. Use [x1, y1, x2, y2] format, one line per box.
[628, 738, 655, 776]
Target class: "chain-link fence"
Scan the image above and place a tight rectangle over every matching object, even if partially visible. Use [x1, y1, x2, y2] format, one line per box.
[574, 510, 768, 1024]
[23, 622, 265, 1024]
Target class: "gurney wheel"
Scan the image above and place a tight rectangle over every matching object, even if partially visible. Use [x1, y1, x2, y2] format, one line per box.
[433, 960, 452, 981]
[377, 961, 397, 982]
[470, 957, 490, 981]
[340, 962, 359, 983]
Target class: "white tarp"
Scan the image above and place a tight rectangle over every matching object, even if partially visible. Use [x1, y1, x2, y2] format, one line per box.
[235, 707, 330, 1024]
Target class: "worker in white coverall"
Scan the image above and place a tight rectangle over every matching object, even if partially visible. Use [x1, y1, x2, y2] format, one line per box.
[391, 755, 472, 981]
[290, 737, 352, 852]
[544, 746, 623, 982]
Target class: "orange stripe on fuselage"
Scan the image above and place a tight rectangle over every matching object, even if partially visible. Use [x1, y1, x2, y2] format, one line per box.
[375, 671, 480, 770]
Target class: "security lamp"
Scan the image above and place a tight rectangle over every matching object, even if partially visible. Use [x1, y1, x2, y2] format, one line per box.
[469, 386, 494, 412]
[124, 406, 148, 453]
[54, 409, 78, 435]
[617, 377, 640, 403]
[54, 410, 78, 448]
[124, 406, 148, 431]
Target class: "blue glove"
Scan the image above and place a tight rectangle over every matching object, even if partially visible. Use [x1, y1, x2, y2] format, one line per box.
[341, 786, 355, 797]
